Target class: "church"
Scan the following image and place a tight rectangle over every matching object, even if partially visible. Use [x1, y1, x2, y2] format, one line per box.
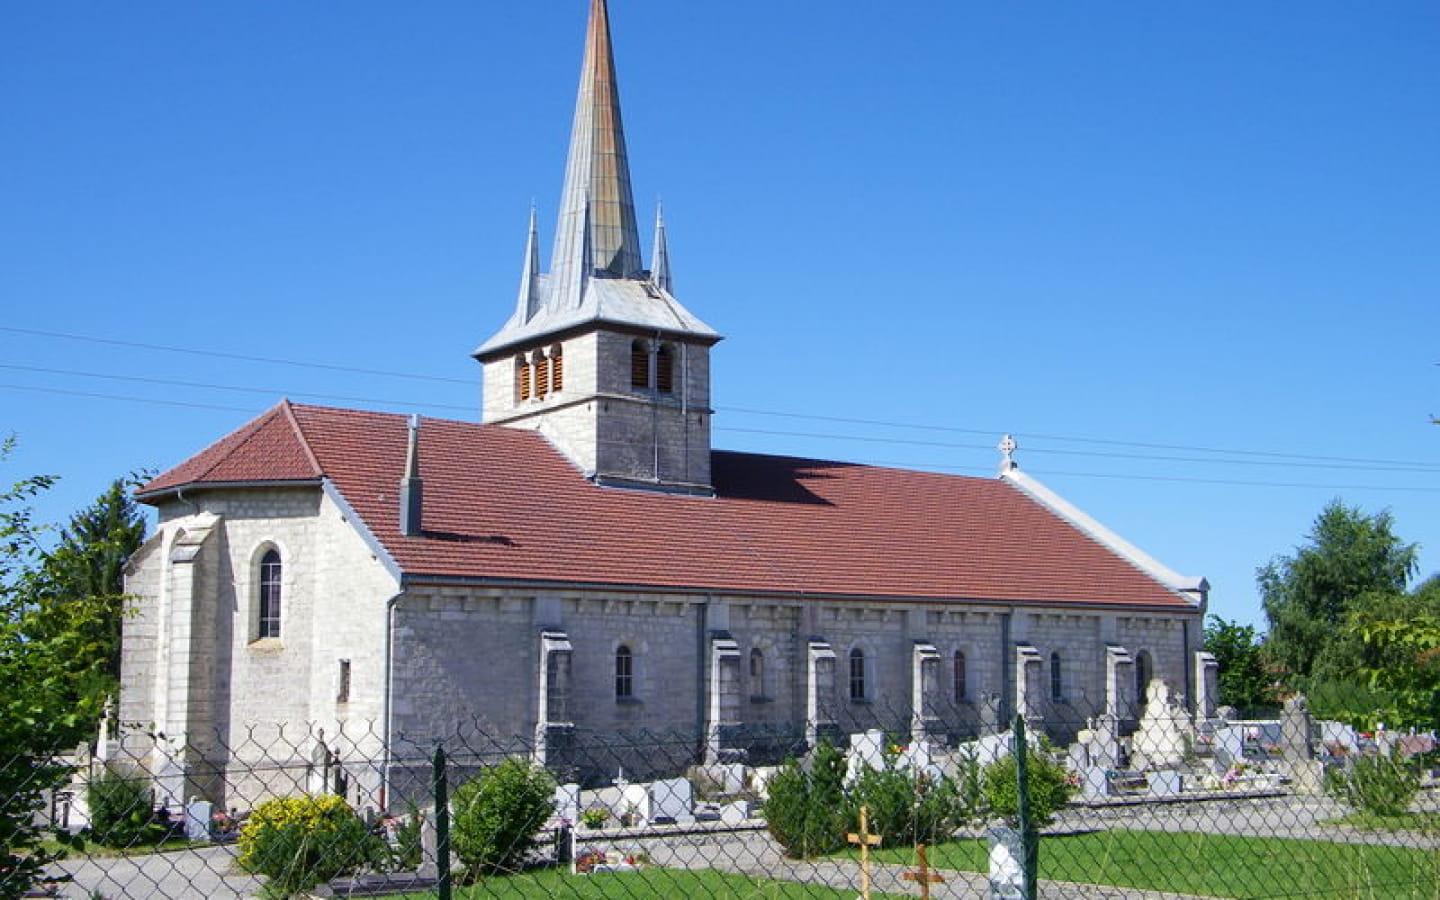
[120, 0, 1214, 803]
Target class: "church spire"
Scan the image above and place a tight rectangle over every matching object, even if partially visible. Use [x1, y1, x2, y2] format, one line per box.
[651, 202, 672, 294]
[549, 0, 643, 309]
[514, 205, 542, 322]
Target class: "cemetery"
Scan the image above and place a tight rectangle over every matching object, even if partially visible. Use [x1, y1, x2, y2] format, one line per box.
[30, 683, 1440, 899]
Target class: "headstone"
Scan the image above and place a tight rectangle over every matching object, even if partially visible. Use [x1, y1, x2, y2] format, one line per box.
[1212, 725, 1244, 772]
[184, 799, 213, 843]
[417, 808, 438, 879]
[1320, 721, 1359, 757]
[1193, 651, 1219, 729]
[1130, 680, 1190, 771]
[648, 778, 693, 824]
[987, 826, 1026, 900]
[1080, 766, 1112, 800]
[1280, 695, 1322, 794]
[847, 730, 888, 782]
[554, 783, 581, 825]
[1146, 770, 1182, 797]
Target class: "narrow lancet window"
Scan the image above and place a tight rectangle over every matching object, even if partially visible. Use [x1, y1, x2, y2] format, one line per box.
[953, 650, 968, 703]
[849, 647, 867, 701]
[258, 549, 282, 639]
[1050, 651, 1064, 703]
[615, 645, 634, 699]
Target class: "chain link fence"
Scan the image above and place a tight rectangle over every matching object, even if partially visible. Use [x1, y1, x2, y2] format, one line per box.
[6, 695, 1438, 900]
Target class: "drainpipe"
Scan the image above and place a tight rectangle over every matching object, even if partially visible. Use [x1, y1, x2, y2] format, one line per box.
[381, 587, 407, 811]
[1000, 612, 1013, 723]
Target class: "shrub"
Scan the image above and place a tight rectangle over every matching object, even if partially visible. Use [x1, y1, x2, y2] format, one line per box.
[87, 765, 166, 849]
[451, 758, 555, 879]
[1325, 750, 1421, 818]
[762, 740, 848, 859]
[846, 748, 972, 847]
[981, 744, 1075, 828]
[238, 795, 379, 899]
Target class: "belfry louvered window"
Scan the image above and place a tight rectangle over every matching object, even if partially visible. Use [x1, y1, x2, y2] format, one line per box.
[533, 352, 550, 399]
[655, 344, 674, 393]
[258, 549, 282, 639]
[516, 356, 532, 401]
[549, 344, 564, 392]
[630, 340, 648, 388]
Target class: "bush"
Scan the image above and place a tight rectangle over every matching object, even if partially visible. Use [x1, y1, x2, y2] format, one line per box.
[763, 740, 848, 859]
[982, 744, 1075, 828]
[451, 758, 555, 879]
[846, 747, 973, 847]
[87, 765, 167, 849]
[1325, 750, 1421, 818]
[238, 795, 379, 899]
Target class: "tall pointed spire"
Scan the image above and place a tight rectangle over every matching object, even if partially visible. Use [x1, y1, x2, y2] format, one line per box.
[515, 205, 542, 322]
[549, 0, 644, 309]
[650, 202, 672, 295]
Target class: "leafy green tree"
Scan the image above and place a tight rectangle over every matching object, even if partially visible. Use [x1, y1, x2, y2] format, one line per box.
[1258, 501, 1417, 682]
[22, 476, 147, 743]
[1202, 616, 1272, 711]
[0, 440, 78, 898]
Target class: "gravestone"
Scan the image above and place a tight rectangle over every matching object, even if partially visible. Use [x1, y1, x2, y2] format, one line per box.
[978, 693, 1002, 736]
[554, 783, 580, 825]
[1320, 721, 1358, 757]
[987, 826, 1027, 900]
[1130, 680, 1190, 771]
[1212, 725, 1244, 772]
[1281, 695, 1322, 794]
[648, 778, 693, 824]
[184, 799, 212, 843]
[1146, 770, 1183, 797]
[847, 730, 888, 782]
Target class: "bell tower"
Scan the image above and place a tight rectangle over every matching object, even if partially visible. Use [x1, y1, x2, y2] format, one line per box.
[474, 0, 721, 495]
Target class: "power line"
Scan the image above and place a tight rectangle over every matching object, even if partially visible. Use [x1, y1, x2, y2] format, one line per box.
[0, 326, 474, 386]
[0, 383, 256, 413]
[0, 363, 473, 414]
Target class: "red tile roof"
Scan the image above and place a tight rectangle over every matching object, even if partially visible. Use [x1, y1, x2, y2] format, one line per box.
[139, 402, 1195, 609]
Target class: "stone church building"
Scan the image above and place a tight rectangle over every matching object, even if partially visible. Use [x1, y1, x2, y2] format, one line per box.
[120, 0, 1214, 803]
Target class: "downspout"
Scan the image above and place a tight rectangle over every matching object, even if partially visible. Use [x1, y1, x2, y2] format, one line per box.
[1000, 612, 1013, 723]
[1182, 619, 1194, 716]
[381, 587, 407, 811]
[697, 597, 710, 758]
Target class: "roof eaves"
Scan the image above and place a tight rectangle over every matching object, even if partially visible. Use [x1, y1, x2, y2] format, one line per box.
[136, 478, 324, 505]
[398, 573, 1194, 612]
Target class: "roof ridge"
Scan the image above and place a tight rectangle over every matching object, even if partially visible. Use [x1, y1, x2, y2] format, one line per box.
[277, 398, 326, 478]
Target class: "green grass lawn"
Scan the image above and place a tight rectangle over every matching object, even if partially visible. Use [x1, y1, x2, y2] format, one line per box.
[395, 867, 911, 899]
[859, 829, 1440, 900]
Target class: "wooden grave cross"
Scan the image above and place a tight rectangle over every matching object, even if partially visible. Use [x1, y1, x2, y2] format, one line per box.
[902, 843, 946, 900]
[846, 805, 883, 900]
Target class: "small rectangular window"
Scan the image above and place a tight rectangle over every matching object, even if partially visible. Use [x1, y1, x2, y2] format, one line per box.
[337, 659, 351, 704]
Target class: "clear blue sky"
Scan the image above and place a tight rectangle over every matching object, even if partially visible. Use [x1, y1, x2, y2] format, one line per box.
[4, 1, 1437, 627]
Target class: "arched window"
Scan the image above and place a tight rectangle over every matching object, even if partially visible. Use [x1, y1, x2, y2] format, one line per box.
[849, 647, 867, 701]
[630, 340, 649, 388]
[549, 344, 564, 393]
[655, 344, 675, 393]
[615, 645, 634, 699]
[533, 351, 550, 399]
[750, 647, 766, 698]
[1050, 651, 1064, 703]
[515, 355, 532, 401]
[953, 650, 968, 703]
[258, 549, 282, 639]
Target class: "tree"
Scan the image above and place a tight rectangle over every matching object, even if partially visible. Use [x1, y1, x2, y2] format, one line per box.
[22, 476, 147, 743]
[0, 439, 78, 898]
[1258, 501, 1417, 682]
[1202, 616, 1271, 711]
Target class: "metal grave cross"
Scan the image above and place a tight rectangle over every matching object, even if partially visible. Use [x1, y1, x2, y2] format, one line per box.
[846, 805, 883, 900]
[902, 843, 946, 899]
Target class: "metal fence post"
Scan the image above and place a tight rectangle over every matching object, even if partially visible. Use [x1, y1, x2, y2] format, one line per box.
[1014, 715, 1036, 900]
[434, 745, 451, 900]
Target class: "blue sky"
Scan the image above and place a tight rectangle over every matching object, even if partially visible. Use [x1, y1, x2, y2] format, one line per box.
[3, 1, 1437, 627]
